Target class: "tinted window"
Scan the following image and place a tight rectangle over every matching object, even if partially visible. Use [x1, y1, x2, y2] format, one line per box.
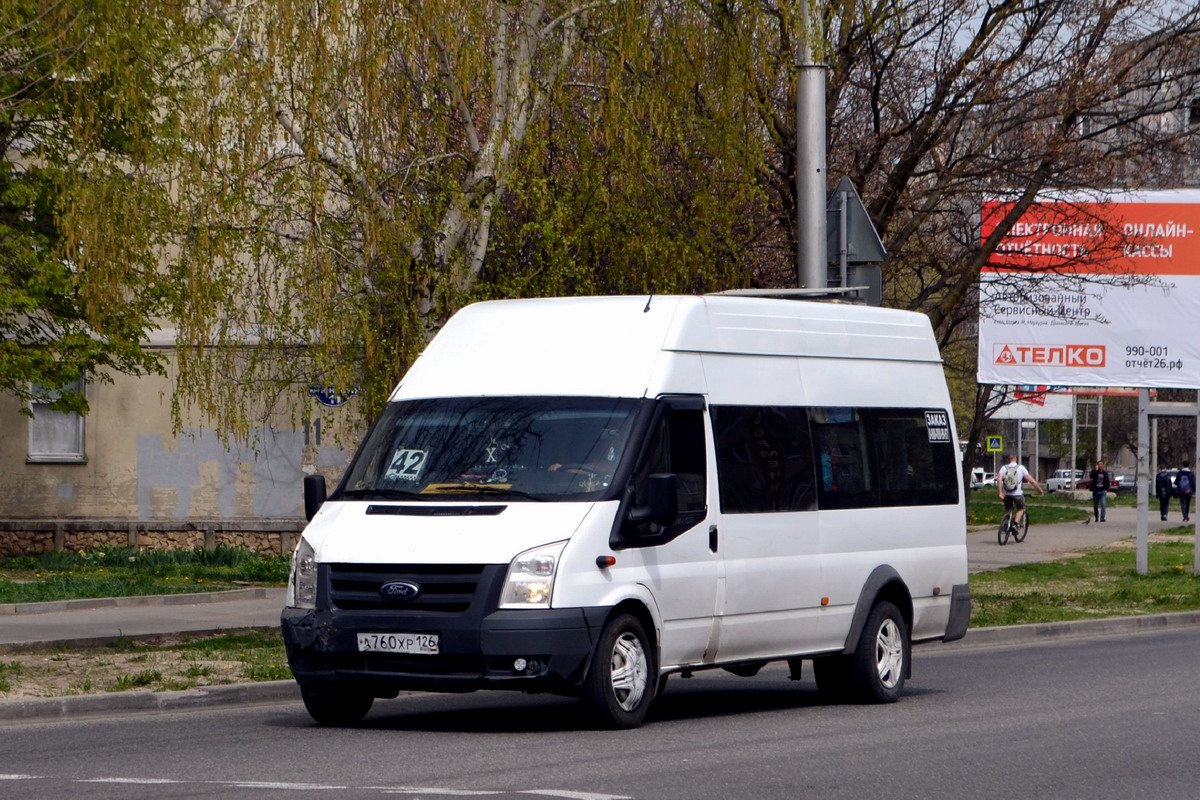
[811, 407, 878, 510]
[871, 410, 959, 507]
[338, 397, 638, 502]
[720, 406, 960, 512]
[712, 406, 816, 513]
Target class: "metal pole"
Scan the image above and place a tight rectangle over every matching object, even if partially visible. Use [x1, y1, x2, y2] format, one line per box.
[1137, 389, 1149, 575]
[1151, 417, 1158, 475]
[1194, 391, 1200, 574]
[1097, 395, 1104, 463]
[839, 190, 849, 288]
[1034, 421, 1040, 481]
[1070, 395, 1078, 488]
[795, 2, 827, 290]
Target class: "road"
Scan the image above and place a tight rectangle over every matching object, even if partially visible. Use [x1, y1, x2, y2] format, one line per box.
[3, 627, 1198, 800]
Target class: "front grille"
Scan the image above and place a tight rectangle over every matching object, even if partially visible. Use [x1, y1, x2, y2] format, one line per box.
[326, 563, 488, 612]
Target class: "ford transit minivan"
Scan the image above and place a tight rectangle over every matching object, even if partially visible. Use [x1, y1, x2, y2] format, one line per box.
[282, 295, 971, 728]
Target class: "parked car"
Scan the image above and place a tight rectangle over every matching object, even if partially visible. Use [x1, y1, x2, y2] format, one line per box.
[1077, 474, 1121, 492]
[1046, 469, 1084, 492]
[1113, 474, 1138, 495]
[970, 473, 996, 491]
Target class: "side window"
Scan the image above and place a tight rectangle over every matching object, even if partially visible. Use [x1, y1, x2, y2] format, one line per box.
[810, 407, 877, 510]
[870, 409, 959, 507]
[624, 406, 707, 541]
[712, 406, 816, 513]
[28, 378, 87, 463]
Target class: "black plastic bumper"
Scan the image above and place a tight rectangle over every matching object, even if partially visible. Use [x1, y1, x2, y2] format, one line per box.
[281, 605, 610, 696]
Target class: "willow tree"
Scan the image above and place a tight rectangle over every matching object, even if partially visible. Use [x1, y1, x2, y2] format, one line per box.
[170, 1, 631, 434]
[0, 0, 182, 412]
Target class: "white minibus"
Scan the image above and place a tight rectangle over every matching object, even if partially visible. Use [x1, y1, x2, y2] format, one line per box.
[283, 295, 970, 728]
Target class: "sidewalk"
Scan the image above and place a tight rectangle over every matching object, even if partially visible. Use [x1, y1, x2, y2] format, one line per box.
[967, 500, 1194, 573]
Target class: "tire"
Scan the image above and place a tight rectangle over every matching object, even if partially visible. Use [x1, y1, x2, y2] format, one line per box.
[813, 655, 853, 702]
[583, 613, 655, 729]
[997, 512, 1011, 545]
[1014, 513, 1029, 543]
[847, 601, 909, 703]
[300, 683, 374, 726]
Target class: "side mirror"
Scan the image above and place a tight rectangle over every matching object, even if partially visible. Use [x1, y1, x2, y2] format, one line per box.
[304, 474, 327, 522]
[630, 473, 678, 528]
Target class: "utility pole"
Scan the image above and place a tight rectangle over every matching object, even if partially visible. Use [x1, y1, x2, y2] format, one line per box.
[795, 1, 827, 289]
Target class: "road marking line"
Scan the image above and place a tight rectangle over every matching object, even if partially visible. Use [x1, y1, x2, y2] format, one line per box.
[216, 781, 350, 790]
[520, 791, 632, 800]
[374, 790, 501, 796]
[0, 775, 40, 780]
[80, 778, 182, 784]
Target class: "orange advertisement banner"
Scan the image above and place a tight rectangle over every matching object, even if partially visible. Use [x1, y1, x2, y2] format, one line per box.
[982, 199, 1200, 276]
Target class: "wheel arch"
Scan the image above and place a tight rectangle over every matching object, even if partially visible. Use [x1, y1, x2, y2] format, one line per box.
[843, 565, 913, 658]
[581, 597, 661, 685]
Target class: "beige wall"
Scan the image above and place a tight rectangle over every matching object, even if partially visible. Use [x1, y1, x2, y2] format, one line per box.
[0, 354, 355, 521]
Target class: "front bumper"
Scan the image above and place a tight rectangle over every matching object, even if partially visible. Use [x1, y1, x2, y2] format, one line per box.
[281, 605, 610, 696]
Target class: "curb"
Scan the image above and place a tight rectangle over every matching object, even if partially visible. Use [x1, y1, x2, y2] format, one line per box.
[0, 681, 299, 723]
[4, 611, 1200, 722]
[944, 609, 1200, 649]
[0, 587, 269, 616]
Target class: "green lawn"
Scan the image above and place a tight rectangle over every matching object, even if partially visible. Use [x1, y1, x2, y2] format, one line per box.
[966, 493, 1092, 526]
[970, 536, 1200, 627]
[0, 546, 289, 604]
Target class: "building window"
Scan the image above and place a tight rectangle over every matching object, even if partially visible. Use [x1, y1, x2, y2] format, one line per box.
[28, 378, 86, 463]
[1190, 97, 1200, 128]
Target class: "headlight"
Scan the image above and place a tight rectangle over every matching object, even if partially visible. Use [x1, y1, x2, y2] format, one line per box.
[288, 537, 318, 609]
[499, 541, 567, 609]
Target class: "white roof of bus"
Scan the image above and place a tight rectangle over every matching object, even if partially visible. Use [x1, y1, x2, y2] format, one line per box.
[391, 295, 942, 400]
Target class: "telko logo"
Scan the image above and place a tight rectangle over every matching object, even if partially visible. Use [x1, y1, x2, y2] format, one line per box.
[994, 344, 1106, 367]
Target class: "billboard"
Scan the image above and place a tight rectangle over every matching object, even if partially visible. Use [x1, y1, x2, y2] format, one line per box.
[988, 387, 1074, 420]
[977, 190, 1200, 389]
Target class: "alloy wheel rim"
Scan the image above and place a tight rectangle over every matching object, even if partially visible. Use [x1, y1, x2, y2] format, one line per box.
[875, 618, 904, 689]
[610, 632, 648, 711]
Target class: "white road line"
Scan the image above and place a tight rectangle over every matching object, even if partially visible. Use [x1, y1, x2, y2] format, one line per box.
[215, 781, 350, 790]
[79, 778, 182, 784]
[0, 775, 40, 780]
[374, 790, 501, 796]
[520, 791, 632, 800]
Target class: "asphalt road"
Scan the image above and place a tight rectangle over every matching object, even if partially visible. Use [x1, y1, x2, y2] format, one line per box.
[3, 626, 1199, 800]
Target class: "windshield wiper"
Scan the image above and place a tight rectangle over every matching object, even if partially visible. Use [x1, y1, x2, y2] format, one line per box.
[336, 488, 429, 501]
[431, 484, 548, 502]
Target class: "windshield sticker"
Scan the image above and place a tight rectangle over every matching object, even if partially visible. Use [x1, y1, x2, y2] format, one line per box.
[385, 449, 428, 482]
[924, 411, 951, 444]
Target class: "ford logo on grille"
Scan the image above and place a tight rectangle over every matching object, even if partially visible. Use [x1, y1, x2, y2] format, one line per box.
[380, 580, 421, 600]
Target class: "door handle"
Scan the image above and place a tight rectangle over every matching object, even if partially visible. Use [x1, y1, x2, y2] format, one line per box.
[709, 524, 718, 553]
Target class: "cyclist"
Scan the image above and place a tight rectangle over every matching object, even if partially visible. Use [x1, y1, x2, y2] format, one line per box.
[998, 453, 1044, 532]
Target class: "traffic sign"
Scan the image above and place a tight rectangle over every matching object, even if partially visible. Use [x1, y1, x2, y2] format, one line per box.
[986, 435, 1003, 452]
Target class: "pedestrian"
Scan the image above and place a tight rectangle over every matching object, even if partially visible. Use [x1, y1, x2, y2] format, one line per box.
[998, 453, 1044, 531]
[1156, 464, 1174, 521]
[1177, 461, 1195, 522]
[1088, 459, 1113, 522]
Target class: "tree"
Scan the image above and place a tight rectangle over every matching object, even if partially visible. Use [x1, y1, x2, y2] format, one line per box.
[0, 0, 180, 413]
[163, 0, 1200, 447]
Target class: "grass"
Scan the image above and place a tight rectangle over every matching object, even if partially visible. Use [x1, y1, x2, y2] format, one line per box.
[0, 629, 290, 698]
[0, 545, 289, 603]
[970, 536, 1200, 627]
[966, 493, 1092, 526]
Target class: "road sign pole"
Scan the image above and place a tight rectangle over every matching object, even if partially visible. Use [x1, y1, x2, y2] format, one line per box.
[1137, 389, 1149, 575]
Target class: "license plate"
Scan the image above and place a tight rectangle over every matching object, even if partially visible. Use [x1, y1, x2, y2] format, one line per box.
[356, 632, 439, 655]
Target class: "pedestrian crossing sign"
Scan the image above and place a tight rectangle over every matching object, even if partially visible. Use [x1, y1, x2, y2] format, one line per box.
[986, 435, 1003, 453]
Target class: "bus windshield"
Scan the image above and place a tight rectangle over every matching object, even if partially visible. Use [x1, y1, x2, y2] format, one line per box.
[337, 397, 640, 502]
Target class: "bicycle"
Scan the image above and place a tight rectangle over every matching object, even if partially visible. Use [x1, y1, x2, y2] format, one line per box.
[997, 508, 1029, 545]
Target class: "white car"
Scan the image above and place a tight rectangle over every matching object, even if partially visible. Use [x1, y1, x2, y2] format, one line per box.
[1046, 469, 1084, 492]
